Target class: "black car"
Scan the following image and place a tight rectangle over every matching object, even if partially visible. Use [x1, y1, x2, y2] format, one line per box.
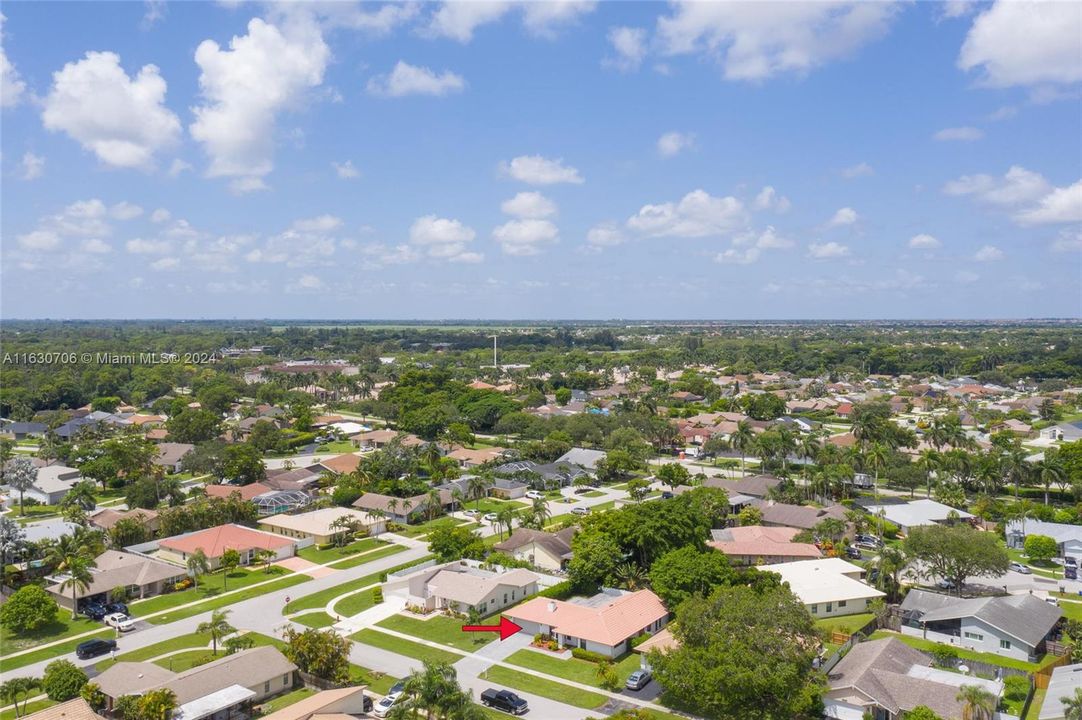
[481, 689, 529, 715]
[76, 638, 117, 660]
[81, 602, 108, 620]
[105, 602, 129, 616]
[845, 546, 862, 559]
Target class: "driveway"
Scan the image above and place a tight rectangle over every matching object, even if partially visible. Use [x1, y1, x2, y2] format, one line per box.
[274, 556, 337, 578]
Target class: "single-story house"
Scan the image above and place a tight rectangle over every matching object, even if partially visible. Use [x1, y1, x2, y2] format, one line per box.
[259, 686, 371, 720]
[157, 523, 296, 569]
[490, 477, 528, 500]
[22, 698, 104, 720]
[758, 558, 885, 619]
[46, 549, 186, 609]
[352, 491, 448, 523]
[709, 525, 822, 565]
[493, 527, 576, 571]
[1038, 662, 1082, 720]
[493, 460, 590, 489]
[153, 442, 194, 474]
[505, 589, 669, 658]
[863, 499, 973, 534]
[384, 561, 539, 615]
[204, 482, 275, 502]
[701, 474, 783, 499]
[823, 636, 1003, 720]
[555, 448, 607, 472]
[318, 453, 363, 475]
[22, 519, 80, 544]
[88, 507, 160, 535]
[898, 588, 1062, 662]
[755, 500, 850, 532]
[350, 429, 424, 451]
[446, 446, 509, 468]
[258, 506, 386, 544]
[1006, 519, 1082, 563]
[0, 421, 47, 440]
[95, 646, 297, 714]
[25, 465, 82, 505]
[1040, 421, 1082, 443]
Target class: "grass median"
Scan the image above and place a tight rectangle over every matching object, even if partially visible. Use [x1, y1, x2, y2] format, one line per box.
[285, 555, 432, 614]
[350, 629, 463, 665]
[503, 648, 641, 687]
[478, 665, 607, 710]
[375, 614, 494, 653]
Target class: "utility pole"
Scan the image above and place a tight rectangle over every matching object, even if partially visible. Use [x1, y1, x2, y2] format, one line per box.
[490, 334, 498, 369]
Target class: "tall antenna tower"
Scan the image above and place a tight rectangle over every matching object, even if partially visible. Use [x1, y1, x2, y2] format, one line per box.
[489, 334, 498, 368]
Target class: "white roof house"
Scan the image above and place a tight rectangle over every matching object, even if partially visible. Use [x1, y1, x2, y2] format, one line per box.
[257, 507, 386, 544]
[1040, 663, 1082, 720]
[863, 499, 973, 533]
[759, 558, 884, 618]
[25, 465, 81, 505]
[555, 448, 607, 471]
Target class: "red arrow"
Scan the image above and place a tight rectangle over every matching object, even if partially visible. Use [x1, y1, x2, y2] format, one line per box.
[461, 616, 522, 641]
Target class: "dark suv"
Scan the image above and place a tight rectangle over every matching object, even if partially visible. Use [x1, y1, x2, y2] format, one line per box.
[80, 601, 108, 621]
[76, 638, 117, 660]
[481, 689, 529, 715]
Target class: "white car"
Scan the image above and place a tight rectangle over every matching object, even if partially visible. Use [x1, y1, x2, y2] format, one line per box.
[483, 512, 499, 523]
[571, 506, 590, 516]
[525, 490, 544, 500]
[463, 509, 479, 517]
[104, 613, 135, 632]
[373, 696, 396, 718]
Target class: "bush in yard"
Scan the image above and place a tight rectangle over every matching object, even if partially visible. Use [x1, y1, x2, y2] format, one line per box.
[930, 644, 957, 668]
[80, 683, 106, 711]
[596, 661, 622, 692]
[373, 588, 383, 604]
[1003, 675, 1029, 703]
[41, 659, 88, 701]
[0, 584, 59, 633]
[1024, 534, 1058, 563]
[571, 648, 610, 664]
[630, 632, 652, 648]
[282, 626, 350, 683]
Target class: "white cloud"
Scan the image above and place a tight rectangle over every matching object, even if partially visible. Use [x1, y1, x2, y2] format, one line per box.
[41, 51, 180, 168]
[367, 61, 465, 97]
[142, 0, 166, 29]
[959, 0, 1082, 87]
[503, 155, 584, 185]
[1014, 180, 1082, 225]
[332, 160, 360, 179]
[808, 241, 850, 258]
[988, 105, 1017, 121]
[409, 214, 481, 262]
[828, 207, 858, 226]
[657, 131, 696, 158]
[150, 256, 179, 271]
[424, 2, 512, 42]
[753, 186, 791, 213]
[586, 221, 625, 249]
[973, 244, 1004, 261]
[229, 177, 269, 195]
[627, 189, 747, 238]
[943, 166, 1051, 207]
[312, 3, 420, 35]
[841, 162, 874, 178]
[20, 152, 44, 180]
[168, 159, 192, 177]
[191, 17, 329, 187]
[126, 238, 171, 254]
[934, 126, 984, 141]
[360, 243, 422, 267]
[501, 191, 556, 219]
[109, 201, 143, 220]
[716, 226, 792, 264]
[18, 230, 60, 251]
[151, 208, 171, 223]
[908, 233, 940, 249]
[80, 238, 113, 254]
[657, 1, 900, 81]
[520, 1, 597, 38]
[1, 14, 26, 108]
[293, 273, 323, 290]
[604, 26, 647, 72]
[492, 218, 559, 256]
[291, 214, 342, 233]
[954, 270, 980, 284]
[1051, 229, 1082, 253]
[715, 247, 761, 265]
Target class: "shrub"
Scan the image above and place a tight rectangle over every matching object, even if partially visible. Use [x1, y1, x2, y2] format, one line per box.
[596, 661, 622, 691]
[930, 644, 957, 668]
[571, 648, 610, 664]
[630, 632, 652, 648]
[316, 543, 335, 551]
[1003, 675, 1029, 702]
[373, 588, 384, 604]
[42, 659, 88, 701]
[538, 581, 574, 600]
[0, 584, 59, 633]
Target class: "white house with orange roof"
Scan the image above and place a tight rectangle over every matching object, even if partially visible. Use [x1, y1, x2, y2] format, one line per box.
[157, 523, 296, 569]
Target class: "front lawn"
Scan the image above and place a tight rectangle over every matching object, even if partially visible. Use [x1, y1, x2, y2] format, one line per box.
[154, 648, 216, 672]
[464, 498, 528, 515]
[327, 543, 407, 570]
[284, 555, 432, 614]
[145, 573, 310, 625]
[334, 589, 379, 618]
[581, 490, 605, 498]
[396, 517, 479, 539]
[478, 665, 607, 710]
[867, 631, 1040, 672]
[1, 627, 114, 671]
[297, 538, 386, 564]
[293, 611, 337, 629]
[815, 613, 875, 636]
[95, 631, 213, 670]
[350, 629, 463, 664]
[376, 613, 495, 653]
[255, 688, 317, 717]
[504, 648, 642, 687]
[131, 565, 292, 616]
[1, 615, 108, 656]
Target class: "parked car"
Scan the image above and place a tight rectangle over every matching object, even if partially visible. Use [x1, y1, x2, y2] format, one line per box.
[525, 490, 544, 500]
[1067, 567, 1078, 580]
[81, 601, 108, 620]
[463, 509, 479, 517]
[936, 579, 957, 590]
[1010, 562, 1032, 575]
[625, 670, 652, 691]
[76, 638, 117, 660]
[845, 546, 862, 560]
[856, 534, 883, 547]
[372, 696, 396, 718]
[105, 602, 129, 616]
[386, 681, 405, 701]
[660, 491, 674, 499]
[104, 613, 135, 632]
[571, 506, 590, 516]
[483, 513, 499, 523]
[1065, 556, 1078, 567]
[480, 689, 529, 715]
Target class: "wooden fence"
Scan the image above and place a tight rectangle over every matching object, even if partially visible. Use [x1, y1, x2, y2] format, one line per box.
[1035, 653, 1074, 689]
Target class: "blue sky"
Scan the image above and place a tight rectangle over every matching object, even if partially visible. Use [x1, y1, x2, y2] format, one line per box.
[1, 1, 1080, 320]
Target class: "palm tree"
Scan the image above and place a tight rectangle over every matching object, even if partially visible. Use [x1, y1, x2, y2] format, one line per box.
[495, 506, 516, 541]
[613, 562, 648, 590]
[956, 684, 997, 720]
[917, 449, 941, 499]
[197, 609, 236, 655]
[387, 498, 400, 522]
[1035, 457, 1066, 505]
[0, 678, 41, 718]
[425, 488, 443, 522]
[449, 488, 465, 513]
[466, 475, 491, 512]
[5, 457, 36, 517]
[872, 545, 907, 602]
[1060, 687, 1082, 720]
[61, 480, 98, 512]
[798, 433, 821, 498]
[731, 421, 754, 475]
[186, 548, 210, 589]
[59, 556, 94, 620]
[367, 508, 387, 538]
[529, 496, 550, 528]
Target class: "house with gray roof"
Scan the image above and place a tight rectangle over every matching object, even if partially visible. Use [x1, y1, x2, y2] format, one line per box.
[863, 499, 974, 534]
[493, 527, 576, 571]
[823, 636, 1003, 720]
[1007, 519, 1082, 564]
[702, 474, 783, 499]
[899, 588, 1062, 662]
[494, 460, 589, 489]
[24, 465, 81, 505]
[555, 448, 607, 472]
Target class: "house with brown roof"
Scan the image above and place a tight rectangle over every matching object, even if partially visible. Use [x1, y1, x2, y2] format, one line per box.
[708, 525, 822, 565]
[258, 507, 386, 544]
[352, 492, 436, 523]
[23, 698, 104, 720]
[157, 523, 296, 569]
[46, 550, 185, 609]
[446, 446, 509, 468]
[384, 561, 539, 615]
[258, 687, 371, 720]
[88, 507, 160, 535]
[701, 474, 783, 499]
[153, 442, 195, 473]
[350, 429, 423, 450]
[756, 500, 850, 531]
[505, 589, 669, 658]
[204, 482, 275, 502]
[492, 527, 576, 572]
[318, 453, 363, 475]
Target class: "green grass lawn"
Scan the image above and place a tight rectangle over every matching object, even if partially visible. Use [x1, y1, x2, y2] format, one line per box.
[297, 538, 386, 564]
[478, 665, 607, 710]
[350, 629, 463, 665]
[0, 626, 115, 671]
[1024, 688, 1047, 720]
[867, 631, 1040, 672]
[334, 589, 379, 618]
[0, 698, 57, 720]
[154, 648, 217, 672]
[349, 665, 398, 696]
[326, 543, 407, 570]
[95, 631, 213, 670]
[590, 500, 617, 513]
[145, 573, 310, 625]
[463, 498, 528, 515]
[1007, 548, 1062, 579]
[285, 556, 432, 614]
[815, 613, 875, 636]
[581, 490, 605, 498]
[255, 688, 318, 716]
[131, 565, 292, 616]
[293, 611, 337, 629]
[396, 517, 478, 539]
[319, 440, 356, 453]
[376, 614, 495, 653]
[504, 648, 642, 687]
[1, 614, 109, 656]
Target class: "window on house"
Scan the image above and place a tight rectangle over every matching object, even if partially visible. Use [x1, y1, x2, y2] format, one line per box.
[283, 674, 289, 685]
[838, 600, 847, 608]
[264, 682, 270, 693]
[964, 632, 984, 641]
[825, 603, 833, 613]
[503, 593, 508, 605]
[810, 605, 818, 614]
[1000, 640, 1011, 650]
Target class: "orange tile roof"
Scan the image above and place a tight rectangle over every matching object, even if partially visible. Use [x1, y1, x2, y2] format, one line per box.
[159, 523, 293, 558]
[204, 483, 272, 501]
[506, 590, 668, 647]
[320, 453, 362, 474]
[708, 525, 822, 560]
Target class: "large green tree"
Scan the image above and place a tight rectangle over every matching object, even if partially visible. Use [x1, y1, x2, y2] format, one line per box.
[648, 546, 733, 609]
[41, 660, 87, 701]
[0, 585, 59, 634]
[904, 524, 1009, 594]
[282, 627, 350, 683]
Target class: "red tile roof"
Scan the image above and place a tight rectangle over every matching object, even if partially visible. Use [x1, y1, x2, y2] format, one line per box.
[159, 523, 293, 558]
[506, 590, 668, 647]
